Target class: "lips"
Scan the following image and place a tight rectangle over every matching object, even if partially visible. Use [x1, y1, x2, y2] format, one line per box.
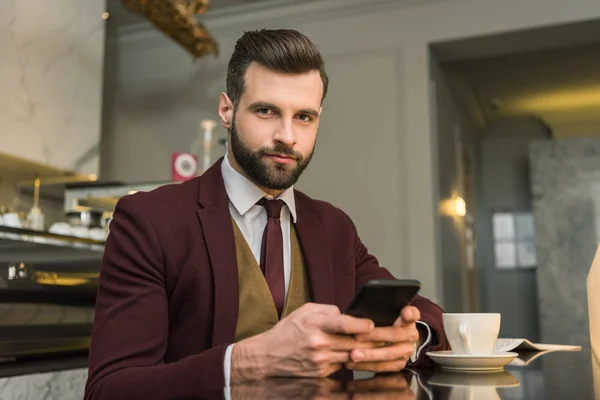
[266, 153, 296, 164]
[268, 153, 294, 160]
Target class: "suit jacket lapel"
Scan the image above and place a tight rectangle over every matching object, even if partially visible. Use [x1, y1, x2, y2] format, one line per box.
[294, 192, 336, 305]
[196, 158, 239, 346]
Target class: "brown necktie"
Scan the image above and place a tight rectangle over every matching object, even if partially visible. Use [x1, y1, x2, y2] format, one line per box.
[258, 199, 285, 318]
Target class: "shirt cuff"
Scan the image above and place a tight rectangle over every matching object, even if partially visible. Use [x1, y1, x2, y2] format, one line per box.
[223, 344, 235, 400]
[410, 321, 432, 363]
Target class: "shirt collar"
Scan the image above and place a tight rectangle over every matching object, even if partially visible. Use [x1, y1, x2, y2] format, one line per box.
[221, 154, 297, 222]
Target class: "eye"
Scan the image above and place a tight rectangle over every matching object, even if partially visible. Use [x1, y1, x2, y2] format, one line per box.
[256, 108, 273, 116]
[297, 113, 313, 122]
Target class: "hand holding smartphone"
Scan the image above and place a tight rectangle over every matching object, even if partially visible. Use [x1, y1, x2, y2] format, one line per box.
[344, 279, 421, 327]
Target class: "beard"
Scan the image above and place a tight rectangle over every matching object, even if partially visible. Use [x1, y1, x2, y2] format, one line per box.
[229, 119, 314, 191]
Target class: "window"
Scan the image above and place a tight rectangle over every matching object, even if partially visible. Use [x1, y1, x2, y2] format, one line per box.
[492, 212, 537, 269]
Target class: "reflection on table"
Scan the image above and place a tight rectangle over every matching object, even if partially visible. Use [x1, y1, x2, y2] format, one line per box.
[227, 349, 598, 400]
[230, 373, 415, 400]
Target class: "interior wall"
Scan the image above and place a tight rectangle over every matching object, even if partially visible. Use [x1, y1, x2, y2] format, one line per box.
[100, 0, 600, 303]
[0, 0, 107, 174]
[530, 137, 600, 348]
[430, 55, 479, 312]
[474, 118, 550, 340]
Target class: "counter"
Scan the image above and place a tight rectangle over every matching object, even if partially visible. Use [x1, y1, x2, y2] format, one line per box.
[0, 224, 98, 400]
[0, 352, 88, 400]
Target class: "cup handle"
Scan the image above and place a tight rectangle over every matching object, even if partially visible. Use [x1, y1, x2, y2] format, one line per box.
[459, 323, 472, 354]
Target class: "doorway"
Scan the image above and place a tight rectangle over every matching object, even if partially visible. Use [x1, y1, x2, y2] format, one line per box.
[430, 19, 600, 341]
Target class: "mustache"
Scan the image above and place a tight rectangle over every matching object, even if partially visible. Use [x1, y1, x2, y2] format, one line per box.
[260, 143, 303, 161]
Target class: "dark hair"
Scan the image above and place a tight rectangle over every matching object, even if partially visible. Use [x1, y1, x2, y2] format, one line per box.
[226, 29, 329, 107]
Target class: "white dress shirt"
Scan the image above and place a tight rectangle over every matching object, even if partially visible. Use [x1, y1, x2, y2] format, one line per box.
[221, 155, 297, 298]
[219, 155, 431, 389]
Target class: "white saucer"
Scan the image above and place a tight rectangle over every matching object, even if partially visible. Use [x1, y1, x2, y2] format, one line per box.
[426, 351, 518, 372]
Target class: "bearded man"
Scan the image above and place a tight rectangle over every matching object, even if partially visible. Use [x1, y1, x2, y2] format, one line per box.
[84, 29, 448, 400]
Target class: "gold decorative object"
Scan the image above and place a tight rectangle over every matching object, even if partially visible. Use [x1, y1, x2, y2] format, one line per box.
[121, 0, 219, 58]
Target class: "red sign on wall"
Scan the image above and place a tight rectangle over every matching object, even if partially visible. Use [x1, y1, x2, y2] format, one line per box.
[171, 152, 198, 182]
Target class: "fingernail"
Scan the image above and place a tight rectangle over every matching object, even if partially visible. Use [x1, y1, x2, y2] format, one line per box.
[354, 351, 365, 361]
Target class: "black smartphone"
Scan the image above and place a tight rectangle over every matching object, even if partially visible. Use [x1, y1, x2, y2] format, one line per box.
[344, 279, 421, 327]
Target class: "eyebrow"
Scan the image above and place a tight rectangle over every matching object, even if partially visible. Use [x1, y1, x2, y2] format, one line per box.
[248, 101, 320, 118]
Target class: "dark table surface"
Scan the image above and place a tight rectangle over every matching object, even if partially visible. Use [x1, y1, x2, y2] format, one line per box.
[227, 349, 598, 399]
[0, 346, 595, 399]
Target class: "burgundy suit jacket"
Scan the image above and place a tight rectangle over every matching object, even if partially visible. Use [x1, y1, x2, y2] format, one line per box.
[84, 158, 449, 400]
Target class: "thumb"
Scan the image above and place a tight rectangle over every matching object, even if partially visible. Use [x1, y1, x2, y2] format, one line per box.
[400, 306, 420, 323]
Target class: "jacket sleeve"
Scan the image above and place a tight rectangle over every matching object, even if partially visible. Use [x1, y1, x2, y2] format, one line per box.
[347, 214, 450, 367]
[84, 195, 228, 400]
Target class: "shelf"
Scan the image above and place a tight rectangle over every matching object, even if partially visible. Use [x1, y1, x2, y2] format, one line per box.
[63, 180, 174, 212]
[0, 226, 104, 263]
[0, 226, 104, 245]
[0, 152, 92, 184]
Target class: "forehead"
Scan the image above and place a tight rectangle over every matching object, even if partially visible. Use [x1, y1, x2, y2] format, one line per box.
[241, 62, 323, 109]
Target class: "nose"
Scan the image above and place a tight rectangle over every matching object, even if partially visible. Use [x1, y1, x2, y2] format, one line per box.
[274, 118, 296, 147]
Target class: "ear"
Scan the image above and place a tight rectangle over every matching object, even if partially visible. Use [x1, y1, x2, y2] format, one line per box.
[218, 92, 234, 129]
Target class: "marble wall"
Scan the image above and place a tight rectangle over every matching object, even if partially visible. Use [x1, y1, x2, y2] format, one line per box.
[529, 138, 600, 348]
[0, 368, 87, 400]
[0, 0, 107, 175]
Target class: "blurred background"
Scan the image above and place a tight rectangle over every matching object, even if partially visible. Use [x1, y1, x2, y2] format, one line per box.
[2, 0, 600, 395]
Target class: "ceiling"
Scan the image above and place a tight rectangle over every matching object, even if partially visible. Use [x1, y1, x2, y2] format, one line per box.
[433, 19, 600, 138]
[104, 0, 292, 30]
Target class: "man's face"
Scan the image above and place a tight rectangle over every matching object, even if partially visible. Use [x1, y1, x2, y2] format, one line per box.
[220, 63, 323, 191]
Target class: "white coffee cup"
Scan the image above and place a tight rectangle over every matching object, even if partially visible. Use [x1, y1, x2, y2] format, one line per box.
[443, 313, 501, 355]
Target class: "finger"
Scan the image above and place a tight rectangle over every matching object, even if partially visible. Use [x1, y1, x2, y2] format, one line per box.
[301, 303, 342, 316]
[400, 306, 420, 323]
[319, 314, 374, 335]
[317, 304, 342, 316]
[323, 351, 353, 364]
[317, 362, 344, 379]
[328, 334, 384, 351]
[355, 325, 419, 343]
[349, 342, 415, 363]
[346, 359, 409, 373]
[326, 363, 344, 376]
[293, 362, 344, 378]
